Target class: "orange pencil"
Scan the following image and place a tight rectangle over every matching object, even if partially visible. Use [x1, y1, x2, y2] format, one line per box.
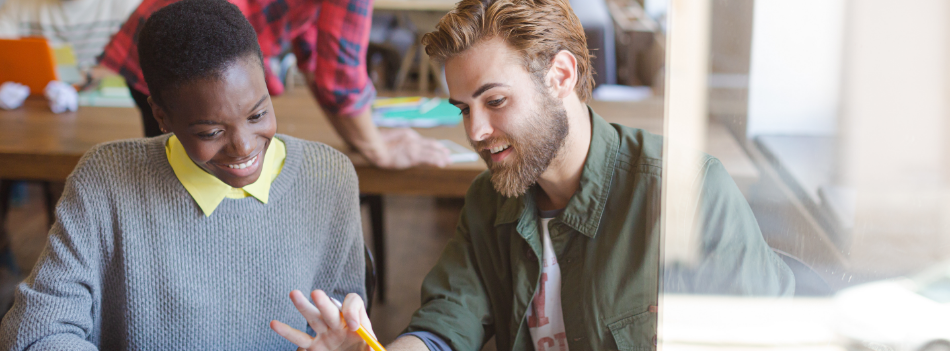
[329, 297, 386, 351]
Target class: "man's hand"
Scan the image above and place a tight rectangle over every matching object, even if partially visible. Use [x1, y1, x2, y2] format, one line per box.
[77, 65, 116, 91]
[301, 70, 452, 169]
[270, 290, 375, 351]
[372, 128, 451, 169]
[323, 104, 452, 170]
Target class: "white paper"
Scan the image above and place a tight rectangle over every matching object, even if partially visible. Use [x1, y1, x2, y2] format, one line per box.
[0, 82, 30, 110]
[44, 81, 78, 113]
[439, 139, 480, 163]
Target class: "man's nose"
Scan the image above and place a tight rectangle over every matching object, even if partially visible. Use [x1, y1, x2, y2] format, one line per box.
[466, 108, 494, 143]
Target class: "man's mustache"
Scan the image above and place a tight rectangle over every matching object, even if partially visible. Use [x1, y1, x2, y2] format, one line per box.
[471, 136, 514, 152]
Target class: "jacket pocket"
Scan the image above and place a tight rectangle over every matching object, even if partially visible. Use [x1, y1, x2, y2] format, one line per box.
[606, 310, 656, 351]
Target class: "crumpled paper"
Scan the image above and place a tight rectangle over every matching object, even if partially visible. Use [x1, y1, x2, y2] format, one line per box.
[44, 81, 78, 114]
[0, 82, 30, 110]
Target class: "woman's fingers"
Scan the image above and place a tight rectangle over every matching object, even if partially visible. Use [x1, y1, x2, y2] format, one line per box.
[347, 293, 378, 339]
[342, 293, 367, 332]
[311, 290, 344, 331]
[269, 320, 314, 349]
[272, 290, 373, 351]
[289, 290, 329, 334]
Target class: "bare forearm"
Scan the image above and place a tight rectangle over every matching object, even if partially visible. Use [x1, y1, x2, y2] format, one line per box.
[325, 108, 387, 164]
[304, 73, 450, 169]
[386, 336, 429, 351]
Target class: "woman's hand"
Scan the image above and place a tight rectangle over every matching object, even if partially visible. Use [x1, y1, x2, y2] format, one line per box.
[270, 290, 375, 351]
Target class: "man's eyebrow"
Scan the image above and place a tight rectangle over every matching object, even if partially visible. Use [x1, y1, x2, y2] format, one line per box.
[472, 83, 509, 98]
[449, 83, 510, 105]
[247, 94, 268, 114]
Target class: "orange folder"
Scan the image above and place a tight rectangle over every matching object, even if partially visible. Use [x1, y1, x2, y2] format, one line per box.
[0, 37, 58, 96]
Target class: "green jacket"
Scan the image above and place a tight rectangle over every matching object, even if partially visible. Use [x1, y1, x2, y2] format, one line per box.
[405, 109, 794, 351]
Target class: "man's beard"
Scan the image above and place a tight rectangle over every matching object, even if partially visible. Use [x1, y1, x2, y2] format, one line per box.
[472, 91, 570, 198]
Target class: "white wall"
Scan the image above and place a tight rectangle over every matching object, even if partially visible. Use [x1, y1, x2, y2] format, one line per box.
[837, 0, 950, 277]
[746, 0, 845, 137]
[839, 0, 948, 187]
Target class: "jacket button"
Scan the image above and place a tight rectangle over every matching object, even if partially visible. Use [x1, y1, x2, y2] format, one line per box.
[652, 335, 657, 345]
[525, 248, 536, 261]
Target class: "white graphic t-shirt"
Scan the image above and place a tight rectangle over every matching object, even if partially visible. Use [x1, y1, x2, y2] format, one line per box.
[526, 214, 569, 351]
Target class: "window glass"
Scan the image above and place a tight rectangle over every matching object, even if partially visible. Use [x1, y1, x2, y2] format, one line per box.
[659, 1, 950, 350]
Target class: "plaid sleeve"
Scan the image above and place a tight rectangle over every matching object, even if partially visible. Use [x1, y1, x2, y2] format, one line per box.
[294, 0, 376, 117]
[97, 0, 179, 95]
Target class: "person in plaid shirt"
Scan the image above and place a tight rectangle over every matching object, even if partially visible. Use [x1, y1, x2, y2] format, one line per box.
[97, 0, 451, 169]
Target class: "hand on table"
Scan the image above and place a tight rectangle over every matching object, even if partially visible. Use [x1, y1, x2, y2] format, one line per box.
[271, 290, 375, 351]
[370, 128, 452, 170]
[77, 65, 117, 91]
[323, 107, 452, 170]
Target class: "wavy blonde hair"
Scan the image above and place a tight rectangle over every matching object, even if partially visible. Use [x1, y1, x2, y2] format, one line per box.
[421, 0, 595, 102]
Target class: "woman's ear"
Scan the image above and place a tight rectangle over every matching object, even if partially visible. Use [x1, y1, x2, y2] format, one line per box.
[545, 50, 579, 99]
[147, 96, 170, 134]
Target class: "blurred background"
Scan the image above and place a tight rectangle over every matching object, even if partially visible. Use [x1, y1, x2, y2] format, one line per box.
[2, 0, 949, 350]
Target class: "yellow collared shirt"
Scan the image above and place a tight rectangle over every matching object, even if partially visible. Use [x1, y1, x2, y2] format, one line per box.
[166, 135, 286, 217]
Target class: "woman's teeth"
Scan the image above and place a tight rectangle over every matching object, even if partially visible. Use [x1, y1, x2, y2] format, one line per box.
[490, 144, 510, 154]
[227, 155, 258, 169]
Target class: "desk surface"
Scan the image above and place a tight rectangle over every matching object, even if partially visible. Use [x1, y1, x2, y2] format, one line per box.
[0, 90, 757, 197]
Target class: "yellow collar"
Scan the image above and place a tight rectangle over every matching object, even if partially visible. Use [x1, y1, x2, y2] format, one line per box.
[165, 135, 286, 217]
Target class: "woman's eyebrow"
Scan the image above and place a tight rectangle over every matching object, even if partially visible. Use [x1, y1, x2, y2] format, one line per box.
[246, 94, 268, 114]
[189, 119, 220, 126]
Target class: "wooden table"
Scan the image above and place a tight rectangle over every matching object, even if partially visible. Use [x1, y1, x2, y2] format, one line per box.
[0, 90, 757, 196]
[0, 90, 757, 301]
[0, 90, 478, 196]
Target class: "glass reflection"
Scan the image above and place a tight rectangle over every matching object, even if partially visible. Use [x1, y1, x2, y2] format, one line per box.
[657, 0, 950, 350]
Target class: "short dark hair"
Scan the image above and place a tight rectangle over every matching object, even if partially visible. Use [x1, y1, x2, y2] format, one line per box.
[138, 0, 264, 107]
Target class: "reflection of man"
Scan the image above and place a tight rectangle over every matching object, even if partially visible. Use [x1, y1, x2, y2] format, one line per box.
[270, 0, 794, 350]
[98, 0, 451, 169]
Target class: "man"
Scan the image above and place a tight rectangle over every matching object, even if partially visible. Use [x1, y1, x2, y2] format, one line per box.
[271, 0, 794, 350]
[97, 0, 451, 169]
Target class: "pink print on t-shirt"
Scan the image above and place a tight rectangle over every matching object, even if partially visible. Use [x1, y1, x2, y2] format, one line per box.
[526, 218, 569, 351]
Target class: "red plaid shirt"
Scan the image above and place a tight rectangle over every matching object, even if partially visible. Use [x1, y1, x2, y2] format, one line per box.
[99, 0, 375, 117]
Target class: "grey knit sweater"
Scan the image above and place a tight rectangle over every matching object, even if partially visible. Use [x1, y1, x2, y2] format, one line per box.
[0, 134, 365, 350]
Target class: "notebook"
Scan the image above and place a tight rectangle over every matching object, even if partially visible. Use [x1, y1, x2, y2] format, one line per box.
[373, 97, 462, 128]
[0, 37, 58, 96]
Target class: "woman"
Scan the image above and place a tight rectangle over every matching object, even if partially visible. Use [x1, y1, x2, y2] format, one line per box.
[0, 1, 366, 349]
